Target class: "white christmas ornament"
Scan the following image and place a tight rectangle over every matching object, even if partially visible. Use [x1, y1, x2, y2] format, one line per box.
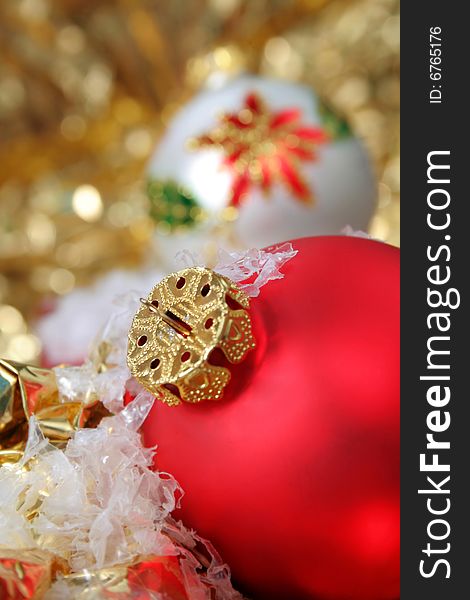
[147, 74, 376, 257]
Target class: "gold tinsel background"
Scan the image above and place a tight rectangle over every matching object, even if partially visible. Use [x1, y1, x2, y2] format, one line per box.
[0, 0, 399, 365]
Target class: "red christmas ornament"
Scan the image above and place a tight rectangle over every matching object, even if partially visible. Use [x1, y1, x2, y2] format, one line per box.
[135, 236, 399, 600]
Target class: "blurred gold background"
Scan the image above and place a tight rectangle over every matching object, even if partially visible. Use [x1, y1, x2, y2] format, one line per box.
[0, 0, 399, 365]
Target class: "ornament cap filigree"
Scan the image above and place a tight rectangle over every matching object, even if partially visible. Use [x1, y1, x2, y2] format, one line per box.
[127, 267, 256, 406]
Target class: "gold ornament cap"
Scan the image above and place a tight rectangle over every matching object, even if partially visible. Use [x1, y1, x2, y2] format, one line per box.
[127, 267, 256, 406]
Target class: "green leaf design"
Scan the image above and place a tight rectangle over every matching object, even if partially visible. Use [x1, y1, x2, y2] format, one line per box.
[147, 179, 202, 231]
[318, 99, 352, 140]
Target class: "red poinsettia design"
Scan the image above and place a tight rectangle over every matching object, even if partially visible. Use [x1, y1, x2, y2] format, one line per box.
[190, 92, 329, 206]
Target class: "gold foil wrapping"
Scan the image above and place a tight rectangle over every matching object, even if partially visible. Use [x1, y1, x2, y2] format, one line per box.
[0, 359, 109, 465]
[58, 555, 191, 600]
[0, 552, 197, 599]
[0, 549, 68, 600]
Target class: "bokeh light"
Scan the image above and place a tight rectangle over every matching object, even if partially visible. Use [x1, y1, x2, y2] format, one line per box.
[0, 0, 399, 364]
